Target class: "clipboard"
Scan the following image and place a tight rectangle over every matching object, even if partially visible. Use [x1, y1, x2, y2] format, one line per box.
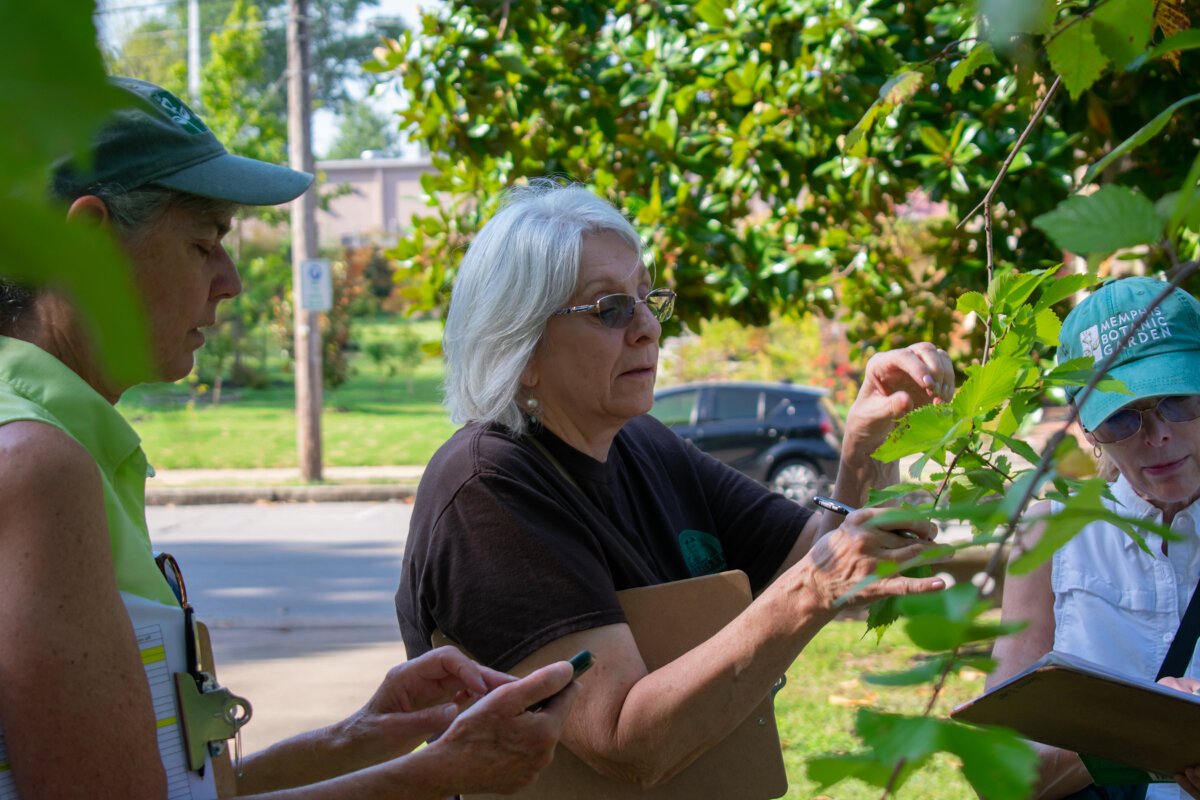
[951, 650, 1200, 781]
[435, 570, 788, 800]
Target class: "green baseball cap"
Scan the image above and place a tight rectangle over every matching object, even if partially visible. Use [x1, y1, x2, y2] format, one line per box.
[53, 76, 312, 205]
[1058, 276, 1200, 431]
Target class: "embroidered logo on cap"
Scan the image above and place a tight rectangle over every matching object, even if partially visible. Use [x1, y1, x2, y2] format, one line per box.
[1081, 305, 1173, 362]
[150, 90, 208, 134]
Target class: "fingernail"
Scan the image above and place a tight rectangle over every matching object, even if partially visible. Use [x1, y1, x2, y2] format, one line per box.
[923, 375, 934, 386]
[930, 578, 946, 589]
[441, 702, 458, 718]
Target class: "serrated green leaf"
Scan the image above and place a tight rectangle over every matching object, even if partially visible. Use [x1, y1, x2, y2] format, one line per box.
[1091, 0, 1155, 70]
[896, 582, 982, 621]
[806, 754, 894, 790]
[1034, 273, 1095, 312]
[1082, 93, 1200, 185]
[953, 356, 1022, 419]
[855, 710, 942, 764]
[957, 290, 989, 318]
[1046, 19, 1110, 100]
[1035, 307, 1062, 345]
[874, 404, 959, 461]
[945, 722, 1038, 800]
[1033, 184, 1163, 254]
[984, 430, 1042, 466]
[948, 42, 999, 92]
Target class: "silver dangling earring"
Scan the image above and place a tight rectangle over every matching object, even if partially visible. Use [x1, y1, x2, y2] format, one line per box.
[525, 396, 541, 426]
[1093, 444, 1102, 459]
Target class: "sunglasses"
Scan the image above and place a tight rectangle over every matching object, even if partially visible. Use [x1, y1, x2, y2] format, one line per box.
[553, 288, 676, 329]
[1089, 395, 1200, 444]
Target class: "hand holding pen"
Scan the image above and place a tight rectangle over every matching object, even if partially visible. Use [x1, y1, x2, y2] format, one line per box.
[811, 496, 925, 541]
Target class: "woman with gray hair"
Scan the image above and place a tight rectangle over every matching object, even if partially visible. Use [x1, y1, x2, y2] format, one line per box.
[397, 178, 956, 788]
[0, 77, 578, 800]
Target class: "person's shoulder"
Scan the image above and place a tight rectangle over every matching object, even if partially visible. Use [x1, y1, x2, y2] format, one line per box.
[0, 421, 103, 526]
[420, 422, 530, 494]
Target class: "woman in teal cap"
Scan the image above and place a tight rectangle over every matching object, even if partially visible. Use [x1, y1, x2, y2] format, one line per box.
[0, 77, 577, 799]
[992, 276, 1200, 800]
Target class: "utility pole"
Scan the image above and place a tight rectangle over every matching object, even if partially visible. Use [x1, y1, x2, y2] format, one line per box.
[287, 0, 323, 482]
[187, 0, 200, 103]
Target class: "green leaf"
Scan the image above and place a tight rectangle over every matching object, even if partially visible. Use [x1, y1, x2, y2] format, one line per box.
[694, 0, 730, 29]
[1046, 18, 1110, 101]
[881, 70, 925, 105]
[952, 356, 1022, 419]
[957, 291, 989, 318]
[948, 42, 998, 92]
[1082, 93, 1200, 185]
[945, 722, 1038, 800]
[1035, 307, 1062, 346]
[1009, 480, 1103, 573]
[1033, 184, 1163, 254]
[1143, 29, 1200, 63]
[806, 754, 894, 790]
[984, 430, 1042, 467]
[874, 404, 959, 462]
[1034, 273, 1096, 312]
[1169, 148, 1200, 237]
[1091, 0, 1155, 70]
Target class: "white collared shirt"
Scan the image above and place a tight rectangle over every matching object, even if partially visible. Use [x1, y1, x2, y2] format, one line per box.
[1052, 475, 1200, 800]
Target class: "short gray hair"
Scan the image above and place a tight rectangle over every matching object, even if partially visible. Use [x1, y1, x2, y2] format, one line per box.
[1, 185, 238, 335]
[443, 179, 643, 435]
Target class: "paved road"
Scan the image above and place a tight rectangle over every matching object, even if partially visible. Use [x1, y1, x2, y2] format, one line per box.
[147, 501, 415, 753]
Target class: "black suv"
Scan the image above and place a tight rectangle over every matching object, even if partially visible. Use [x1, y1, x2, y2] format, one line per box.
[650, 381, 842, 505]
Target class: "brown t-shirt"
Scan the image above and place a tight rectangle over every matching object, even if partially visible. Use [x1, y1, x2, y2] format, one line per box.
[396, 415, 811, 671]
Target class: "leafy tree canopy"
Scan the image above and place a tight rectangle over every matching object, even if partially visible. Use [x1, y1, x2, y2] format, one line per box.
[372, 0, 1200, 356]
[100, 0, 405, 118]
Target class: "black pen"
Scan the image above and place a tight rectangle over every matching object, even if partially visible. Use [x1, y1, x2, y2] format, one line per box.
[811, 496, 922, 541]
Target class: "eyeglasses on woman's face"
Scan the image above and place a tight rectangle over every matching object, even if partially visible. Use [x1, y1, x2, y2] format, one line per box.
[1089, 395, 1200, 444]
[552, 288, 676, 330]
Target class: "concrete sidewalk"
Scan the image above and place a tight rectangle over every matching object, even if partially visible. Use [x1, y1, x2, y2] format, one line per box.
[146, 465, 424, 505]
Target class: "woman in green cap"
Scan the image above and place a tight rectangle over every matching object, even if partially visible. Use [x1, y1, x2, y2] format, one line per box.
[0, 77, 577, 799]
[992, 276, 1200, 800]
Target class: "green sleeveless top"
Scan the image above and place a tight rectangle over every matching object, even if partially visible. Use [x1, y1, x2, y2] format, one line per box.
[0, 335, 176, 605]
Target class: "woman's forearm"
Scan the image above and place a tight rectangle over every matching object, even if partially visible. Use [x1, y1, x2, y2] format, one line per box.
[569, 573, 836, 787]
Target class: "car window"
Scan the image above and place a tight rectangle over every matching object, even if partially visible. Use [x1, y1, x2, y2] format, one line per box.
[710, 387, 761, 421]
[652, 389, 699, 426]
[763, 390, 799, 420]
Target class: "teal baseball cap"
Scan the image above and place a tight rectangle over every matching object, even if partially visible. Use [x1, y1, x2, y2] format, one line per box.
[53, 76, 312, 205]
[1058, 276, 1200, 431]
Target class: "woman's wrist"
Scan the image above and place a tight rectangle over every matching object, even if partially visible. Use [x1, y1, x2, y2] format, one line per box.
[831, 453, 897, 506]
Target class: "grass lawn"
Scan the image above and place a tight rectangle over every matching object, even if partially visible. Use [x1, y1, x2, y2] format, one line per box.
[777, 619, 987, 799]
[119, 319, 458, 469]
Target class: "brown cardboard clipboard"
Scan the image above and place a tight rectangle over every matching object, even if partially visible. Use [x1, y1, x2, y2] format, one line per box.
[951, 651, 1200, 778]
[434, 570, 789, 799]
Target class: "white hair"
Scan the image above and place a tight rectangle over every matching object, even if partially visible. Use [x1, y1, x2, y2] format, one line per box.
[443, 178, 643, 435]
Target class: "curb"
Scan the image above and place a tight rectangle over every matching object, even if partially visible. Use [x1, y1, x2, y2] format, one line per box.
[145, 483, 417, 506]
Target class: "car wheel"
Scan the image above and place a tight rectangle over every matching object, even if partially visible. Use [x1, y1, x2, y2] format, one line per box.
[768, 460, 826, 505]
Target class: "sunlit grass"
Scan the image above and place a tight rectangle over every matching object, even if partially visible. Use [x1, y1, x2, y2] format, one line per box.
[118, 320, 457, 469]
